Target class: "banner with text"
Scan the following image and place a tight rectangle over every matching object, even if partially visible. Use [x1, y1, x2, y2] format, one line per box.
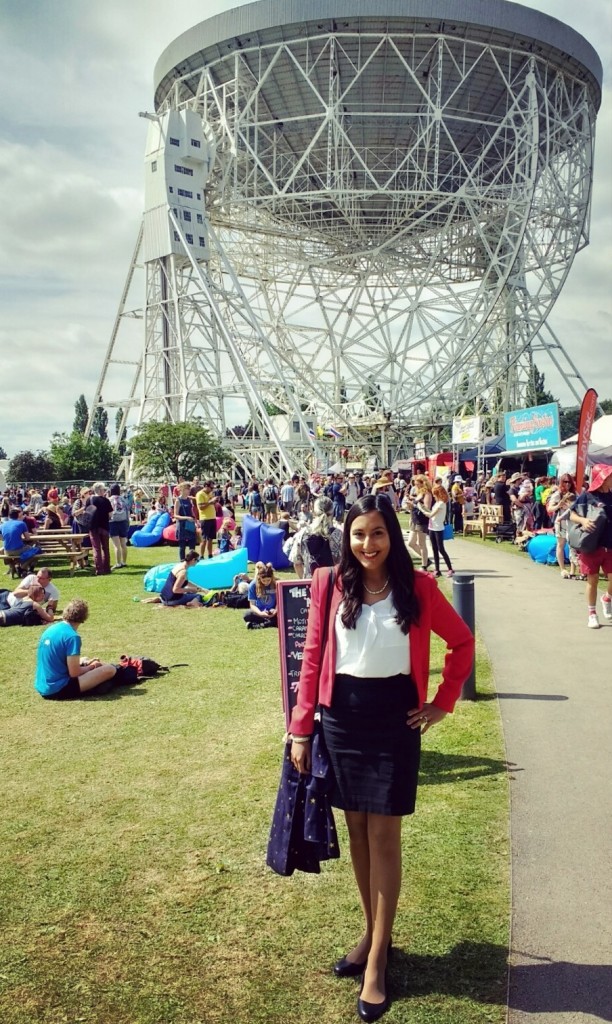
[503, 402, 560, 452]
[452, 415, 482, 445]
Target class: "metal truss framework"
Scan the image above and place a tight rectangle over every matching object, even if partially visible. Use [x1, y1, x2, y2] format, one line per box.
[93, 20, 597, 474]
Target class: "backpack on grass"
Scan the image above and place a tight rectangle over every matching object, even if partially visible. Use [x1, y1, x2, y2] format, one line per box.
[119, 655, 169, 678]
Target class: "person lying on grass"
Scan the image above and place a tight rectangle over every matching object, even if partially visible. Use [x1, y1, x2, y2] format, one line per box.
[0, 584, 55, 628]
[9, 567, 60, 613]
[34, 598, 117, 700]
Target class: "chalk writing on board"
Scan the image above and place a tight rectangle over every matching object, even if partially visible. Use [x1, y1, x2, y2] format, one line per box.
[277, 580, 312, 728]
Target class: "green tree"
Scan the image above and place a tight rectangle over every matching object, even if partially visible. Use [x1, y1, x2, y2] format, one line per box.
[525, 364, 556, 408]
[0, 445, 7, 459]
[115, 408, 127, 456]
[91, 398, 109, 441]
[263, 400, 285, 417]
[559, 406, 580, 441]
[558, 397, 612, 441]
[7, 451, 56, 483]
[50, 432, 119, 480]
[130, 420, 229, 480]
[73, 394, 89, 434]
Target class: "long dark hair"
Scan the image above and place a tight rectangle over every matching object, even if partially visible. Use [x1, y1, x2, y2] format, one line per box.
[338, 494, 419, 633]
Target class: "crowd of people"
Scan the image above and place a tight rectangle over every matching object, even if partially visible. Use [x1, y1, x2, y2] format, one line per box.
[3, 460, 611, 642]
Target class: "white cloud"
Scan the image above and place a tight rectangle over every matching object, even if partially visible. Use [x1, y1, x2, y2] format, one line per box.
[0, 0, 610, 457]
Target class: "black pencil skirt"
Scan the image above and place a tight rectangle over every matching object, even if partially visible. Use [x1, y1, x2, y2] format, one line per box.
[321, 673, 421, 816]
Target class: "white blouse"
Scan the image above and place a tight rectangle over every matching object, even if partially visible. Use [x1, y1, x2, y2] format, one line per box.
[428, 500, 447, 532]
[334, 595, 410, 677]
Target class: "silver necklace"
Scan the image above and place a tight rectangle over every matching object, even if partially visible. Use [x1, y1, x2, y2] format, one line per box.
[363, 577, 390, 595]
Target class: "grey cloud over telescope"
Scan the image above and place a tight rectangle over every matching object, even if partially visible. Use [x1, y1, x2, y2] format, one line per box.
[0, 0, 610, 457]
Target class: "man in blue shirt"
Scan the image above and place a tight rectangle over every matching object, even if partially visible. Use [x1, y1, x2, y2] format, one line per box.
[0, 508, 37, 562]
[35, 598, 117, 700]
[331, 474, 348, 524]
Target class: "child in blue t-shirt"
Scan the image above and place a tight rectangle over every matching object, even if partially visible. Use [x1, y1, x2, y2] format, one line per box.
[217, 518, 234, 554]
[244, 561, 278, 629]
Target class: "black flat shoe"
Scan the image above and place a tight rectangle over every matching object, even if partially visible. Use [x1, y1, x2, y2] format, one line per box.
[333, 955, 367, 978]
[357, 975, 390, 1022]
[334, 939, 392, 979]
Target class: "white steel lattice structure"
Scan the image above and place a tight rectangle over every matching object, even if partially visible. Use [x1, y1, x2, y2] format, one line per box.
[91, 0, 602, 476]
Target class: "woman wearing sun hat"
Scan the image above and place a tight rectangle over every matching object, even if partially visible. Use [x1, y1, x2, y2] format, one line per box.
[569, 464, 612, 629]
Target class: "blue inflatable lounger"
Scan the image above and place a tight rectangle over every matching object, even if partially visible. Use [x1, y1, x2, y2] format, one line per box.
[143, 547, 249, 593]
[188, 547, 248, 589]
[131, 511, 172, 547]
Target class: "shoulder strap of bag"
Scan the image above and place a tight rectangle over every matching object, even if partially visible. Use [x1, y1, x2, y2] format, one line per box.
[314, 568, 335, 723]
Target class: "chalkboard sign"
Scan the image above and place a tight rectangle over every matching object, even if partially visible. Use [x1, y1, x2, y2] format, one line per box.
[276, 579, 312, 728]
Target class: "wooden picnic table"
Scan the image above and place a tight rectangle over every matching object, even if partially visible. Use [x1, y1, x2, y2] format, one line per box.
[34, 531, 92, 574]
[2, 530, 92, 577]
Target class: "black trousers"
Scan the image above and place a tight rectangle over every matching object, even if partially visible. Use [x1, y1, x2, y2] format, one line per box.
[429, 530, 452, 572]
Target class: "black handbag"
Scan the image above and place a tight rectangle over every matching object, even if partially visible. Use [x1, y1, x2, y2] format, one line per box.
[266, 568, 339, 876]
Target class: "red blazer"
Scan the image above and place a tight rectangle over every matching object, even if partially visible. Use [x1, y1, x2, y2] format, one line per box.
[289, 568, 475, 736]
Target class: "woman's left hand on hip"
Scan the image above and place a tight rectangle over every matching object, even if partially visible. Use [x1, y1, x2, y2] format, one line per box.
[407, 703, 448, 733]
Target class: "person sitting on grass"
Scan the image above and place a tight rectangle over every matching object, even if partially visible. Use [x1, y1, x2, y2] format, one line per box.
[222, 572, 252, 609]
[34, 598, 117, 699]
[217, 518, 234, 554]
[244, 561, 278, 628]
[159, 550, 206, 607]
[0, 584, 55, 628]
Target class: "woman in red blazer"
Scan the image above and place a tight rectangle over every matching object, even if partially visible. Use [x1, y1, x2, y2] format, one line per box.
[290, 494, 474, 1022]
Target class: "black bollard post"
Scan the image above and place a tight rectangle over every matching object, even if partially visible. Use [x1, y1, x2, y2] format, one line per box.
[452, 573, 476, 700]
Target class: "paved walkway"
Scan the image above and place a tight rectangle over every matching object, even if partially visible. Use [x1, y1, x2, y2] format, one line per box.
[446, 537, 612, 1024]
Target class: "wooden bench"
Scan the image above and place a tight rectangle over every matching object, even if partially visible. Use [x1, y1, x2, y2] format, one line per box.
[463, 505, 505, 539]
[462, 515, 484, 537]
[1, 551, 30, 578]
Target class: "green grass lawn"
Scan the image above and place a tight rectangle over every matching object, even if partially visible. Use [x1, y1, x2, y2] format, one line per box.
[0, 546, 509, 1024]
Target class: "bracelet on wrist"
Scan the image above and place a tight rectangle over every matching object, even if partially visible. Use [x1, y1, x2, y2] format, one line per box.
[291, 735, 311, 744]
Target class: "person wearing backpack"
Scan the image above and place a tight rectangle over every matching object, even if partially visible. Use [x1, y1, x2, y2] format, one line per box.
[109, 483, 130, 569]
[569, 464, 612, 629]
[263, 479, 279, 523]
[288, 496, 343, 578]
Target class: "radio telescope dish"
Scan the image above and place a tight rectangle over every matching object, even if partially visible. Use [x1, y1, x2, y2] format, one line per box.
[91, 0, 602, 475]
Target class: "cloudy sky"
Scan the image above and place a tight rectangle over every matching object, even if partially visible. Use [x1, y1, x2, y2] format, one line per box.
[0, 0, 610, 458]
